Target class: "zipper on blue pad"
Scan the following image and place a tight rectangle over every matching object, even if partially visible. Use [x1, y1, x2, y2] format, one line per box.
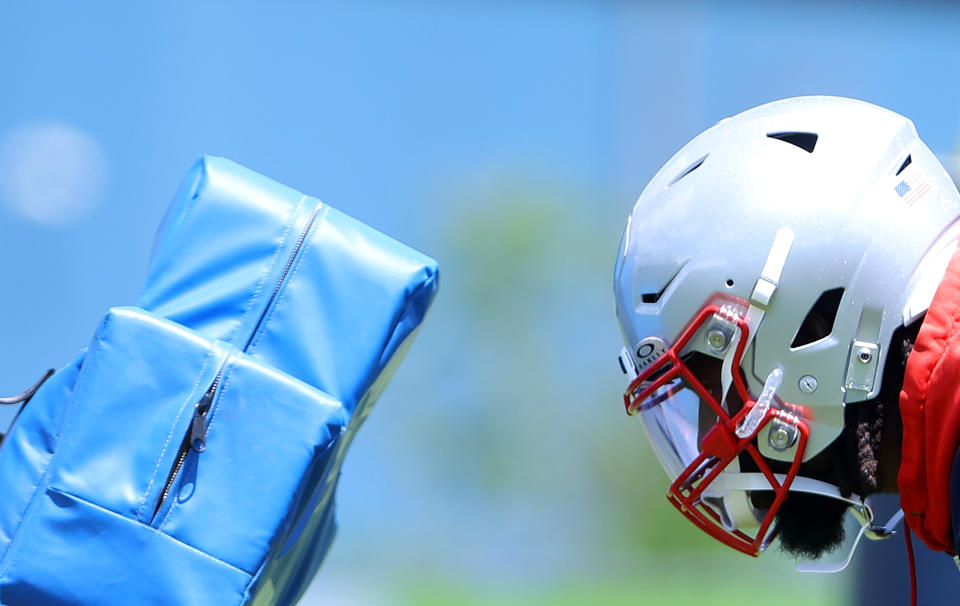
[188, 367, 223, 454]
[243, 200, 323, 352]
[151, 199, 322, 524]
[151, 353, 230, 524]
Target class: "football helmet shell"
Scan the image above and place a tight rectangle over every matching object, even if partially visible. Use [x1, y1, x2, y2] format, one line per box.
[614, 96, 960, 553]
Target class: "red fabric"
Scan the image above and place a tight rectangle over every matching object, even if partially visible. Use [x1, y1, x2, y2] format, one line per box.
[899, 246, 960, 553]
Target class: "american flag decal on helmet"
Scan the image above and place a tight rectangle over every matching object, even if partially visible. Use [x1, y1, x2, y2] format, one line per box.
[894, 163, 932, 207]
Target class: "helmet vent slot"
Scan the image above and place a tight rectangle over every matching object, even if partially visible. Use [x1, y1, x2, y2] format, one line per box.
[668, 154, 708, 186]
[767, 131, 818, 154]
[638, 263, 687, 305]
[896, 154, 912, 175]
[790, 288, 844, 349]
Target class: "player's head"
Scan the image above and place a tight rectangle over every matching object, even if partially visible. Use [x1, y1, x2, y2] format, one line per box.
[614, 96, 960, 559]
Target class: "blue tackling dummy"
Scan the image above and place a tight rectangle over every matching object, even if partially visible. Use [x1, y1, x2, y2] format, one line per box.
[0, 157, 439, 605]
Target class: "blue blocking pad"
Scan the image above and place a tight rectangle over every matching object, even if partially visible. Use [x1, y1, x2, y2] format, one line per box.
[139, 156, 439, 415]
[0, 308, 347, 602]
[0, 157, 439, 605]
[4, 489, 252, 606]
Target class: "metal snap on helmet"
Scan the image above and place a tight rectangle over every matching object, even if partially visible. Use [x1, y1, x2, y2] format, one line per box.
[613, 96, 960, 558]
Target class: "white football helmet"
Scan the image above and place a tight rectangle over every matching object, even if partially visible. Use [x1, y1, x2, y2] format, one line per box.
[614, 96, 960, 557]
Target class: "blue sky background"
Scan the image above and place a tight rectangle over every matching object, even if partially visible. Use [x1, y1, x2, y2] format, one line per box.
[1, 3, 959, 605]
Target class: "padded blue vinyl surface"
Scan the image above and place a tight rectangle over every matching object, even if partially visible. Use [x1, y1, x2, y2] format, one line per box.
[139, 157, 439, 416]
[0, 157, 439, 605]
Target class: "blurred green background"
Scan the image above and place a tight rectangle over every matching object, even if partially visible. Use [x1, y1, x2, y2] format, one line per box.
[321, 170, 849, 605]
[2, 2, 959, 604]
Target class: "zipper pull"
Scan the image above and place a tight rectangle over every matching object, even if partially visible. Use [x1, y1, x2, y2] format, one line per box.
[189, 386, 217, 452]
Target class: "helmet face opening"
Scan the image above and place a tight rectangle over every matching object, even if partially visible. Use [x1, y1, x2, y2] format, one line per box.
[624, 296, 810, 556]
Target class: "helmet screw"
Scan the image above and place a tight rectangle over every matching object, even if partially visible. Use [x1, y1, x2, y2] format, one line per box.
[768, 420, 799, 452]
[857, 347, 873, 364]
[706, 329, 728, 352]
[798, 375, 818, 394]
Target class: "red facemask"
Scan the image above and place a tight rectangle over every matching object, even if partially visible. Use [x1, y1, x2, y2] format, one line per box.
[623, 296, 810, 556]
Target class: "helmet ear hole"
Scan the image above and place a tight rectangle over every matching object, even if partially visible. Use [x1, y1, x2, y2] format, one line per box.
[790, 288, 845, 349]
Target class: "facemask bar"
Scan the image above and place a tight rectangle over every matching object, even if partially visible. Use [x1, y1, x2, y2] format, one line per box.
[624, 301, 810, 556]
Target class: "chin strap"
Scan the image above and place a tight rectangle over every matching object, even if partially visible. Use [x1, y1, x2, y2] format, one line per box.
[905, 524, 917, 606]
[707, 472, 905, 572]
[795, 507, 904, 574]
